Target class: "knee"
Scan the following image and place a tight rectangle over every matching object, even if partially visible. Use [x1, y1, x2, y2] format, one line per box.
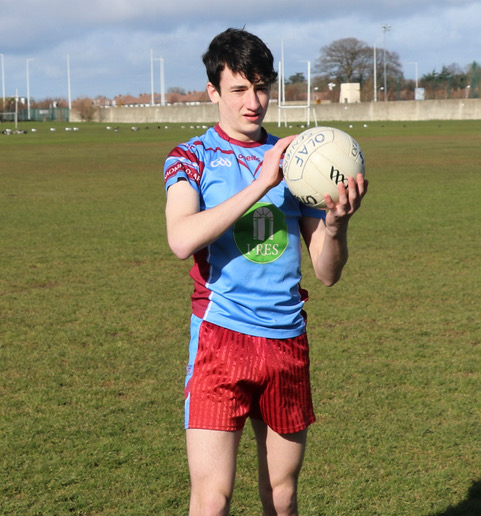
[189, 491, 232, 516]
[260, 483, 298, 516]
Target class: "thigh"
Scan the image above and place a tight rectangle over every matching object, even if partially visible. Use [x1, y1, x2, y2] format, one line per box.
[251, 419, 307, 514]
[252, 419, 307, 485]
[186, 428, 243, 500]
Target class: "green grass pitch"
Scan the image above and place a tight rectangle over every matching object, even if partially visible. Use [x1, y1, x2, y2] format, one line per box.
[1, 119, 481, 515]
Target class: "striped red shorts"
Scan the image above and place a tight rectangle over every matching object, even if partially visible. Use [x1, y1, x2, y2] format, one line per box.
[184, 317, 315, 434]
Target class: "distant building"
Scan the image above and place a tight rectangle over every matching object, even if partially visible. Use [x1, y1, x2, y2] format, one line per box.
[102, 90, 210, 108]
[339, 83, 361, 103]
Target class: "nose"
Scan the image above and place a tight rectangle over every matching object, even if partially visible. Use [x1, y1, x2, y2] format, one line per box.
[245, 88, 261, 110]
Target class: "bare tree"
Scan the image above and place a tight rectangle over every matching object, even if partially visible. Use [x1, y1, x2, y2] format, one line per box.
[315, 38, 372, 82]
[375, 48, 403, 88]
[316, 37, 402, 89]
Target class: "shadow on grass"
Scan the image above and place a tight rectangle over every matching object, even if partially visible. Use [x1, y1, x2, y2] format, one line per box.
[433, 480, 481, 516]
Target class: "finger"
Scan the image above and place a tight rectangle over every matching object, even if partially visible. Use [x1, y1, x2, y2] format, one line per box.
[281, 134, 298, 146]
[267, 136, 297, 169]
[324, 193, 336, 211]
[348, 176, 359, 203]
[358, 174, 368, 198]
[337, 181, 349, 207]
[276, 134, 297, 154]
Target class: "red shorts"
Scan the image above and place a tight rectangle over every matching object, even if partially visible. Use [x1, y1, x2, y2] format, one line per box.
[184, 318, 315, 434]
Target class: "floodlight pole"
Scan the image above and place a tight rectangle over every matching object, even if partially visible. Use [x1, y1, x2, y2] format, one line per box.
[373, 44, 377, 102]
[300, 60, 311, 126]
[150, 49, 155, 105]
[26, 58, 34, 120]
[160, 57, 165, 106]
[381, 24, 391, 102]
[281, 40, 285, 105]
[307, 60, 311, 124]
[155, 57, 166, 106]
[15, 89, 18, 129]
[0, 54, 5, 106]
[278, 40, 286, 127]
[67, 54, 72, 110]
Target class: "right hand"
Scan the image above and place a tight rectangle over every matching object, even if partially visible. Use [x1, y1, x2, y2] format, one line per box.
[256, 135, 297, 191]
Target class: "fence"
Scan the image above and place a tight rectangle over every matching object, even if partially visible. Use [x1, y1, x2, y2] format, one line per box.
[0, 108, 70, 123]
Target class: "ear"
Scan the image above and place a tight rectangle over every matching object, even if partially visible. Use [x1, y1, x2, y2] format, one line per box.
[206, 82, 220, 104]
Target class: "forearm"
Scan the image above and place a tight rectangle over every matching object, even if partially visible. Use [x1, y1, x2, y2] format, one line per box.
[312, 225, 349, 286]
[166, 135, 297, 260]
[167, 179, 270, 260]
[304, 172, 367, 286]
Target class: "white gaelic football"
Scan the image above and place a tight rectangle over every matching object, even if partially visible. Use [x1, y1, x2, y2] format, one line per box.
[282, 126, 365, 209]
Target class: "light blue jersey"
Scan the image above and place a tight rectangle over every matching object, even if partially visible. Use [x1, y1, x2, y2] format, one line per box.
[164, 124, 325, 338]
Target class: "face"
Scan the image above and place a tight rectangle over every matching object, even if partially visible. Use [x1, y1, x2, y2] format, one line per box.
[207, 66, 270, 142]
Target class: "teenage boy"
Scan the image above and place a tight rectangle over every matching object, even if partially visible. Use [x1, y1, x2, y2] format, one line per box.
[164, 28, 367, 516]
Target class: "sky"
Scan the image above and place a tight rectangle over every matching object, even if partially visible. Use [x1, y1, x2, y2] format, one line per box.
[2, 0, 481, 101]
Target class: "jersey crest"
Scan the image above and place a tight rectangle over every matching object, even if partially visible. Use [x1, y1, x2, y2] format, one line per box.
[233, 202, 288, 264]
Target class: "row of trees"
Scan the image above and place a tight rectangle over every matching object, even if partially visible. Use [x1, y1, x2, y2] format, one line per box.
[283, 37, 479, 102]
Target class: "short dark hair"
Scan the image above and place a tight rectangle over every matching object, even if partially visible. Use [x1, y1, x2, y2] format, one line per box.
[202, 28, 278, 92]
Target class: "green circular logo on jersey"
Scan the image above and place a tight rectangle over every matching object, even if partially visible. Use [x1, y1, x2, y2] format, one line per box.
[233, 202, 288, 263]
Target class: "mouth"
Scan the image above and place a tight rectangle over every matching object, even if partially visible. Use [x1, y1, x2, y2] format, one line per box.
[244, 112, 261, 122]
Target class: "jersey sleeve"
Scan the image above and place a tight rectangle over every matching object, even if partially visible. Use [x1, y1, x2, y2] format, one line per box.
[164, 142, 203, 193]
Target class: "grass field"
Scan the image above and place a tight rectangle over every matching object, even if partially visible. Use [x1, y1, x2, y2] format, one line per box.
[1, 119, 481, 515]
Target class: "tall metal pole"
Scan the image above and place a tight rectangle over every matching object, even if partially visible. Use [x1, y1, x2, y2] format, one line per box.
[26, 58, 34, 119]
[381, 24, 391, 102]
[160, 57, 165, 106]
[67, 54, 72, 109]
[0, 54, 5, 106]
[307, 60, 311, 124]
[15, 89, 18, 129]
[300, 60, 311, 126]
[373, 44, 377, 102]
[154, 57, 166, 106]
[277, 60, 281, 127]
[150, 49, 154, 105]
[281, 40, 285, 105]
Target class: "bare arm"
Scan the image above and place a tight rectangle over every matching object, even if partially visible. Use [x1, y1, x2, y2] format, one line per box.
[301, 173, 368, 286]
[165, 135, 296, 260]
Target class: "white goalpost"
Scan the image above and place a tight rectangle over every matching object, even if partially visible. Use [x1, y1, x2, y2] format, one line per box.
[277, 50, 317, 128]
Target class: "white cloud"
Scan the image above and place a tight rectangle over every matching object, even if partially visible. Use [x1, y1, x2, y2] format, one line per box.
[1, 0, 480, 99]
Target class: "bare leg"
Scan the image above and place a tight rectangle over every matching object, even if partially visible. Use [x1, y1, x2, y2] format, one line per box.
[251, 419, 307, 516]
[186, 428, 243, 516]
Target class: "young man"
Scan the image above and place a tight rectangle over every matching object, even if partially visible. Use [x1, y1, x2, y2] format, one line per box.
[164, 28, 367, 516]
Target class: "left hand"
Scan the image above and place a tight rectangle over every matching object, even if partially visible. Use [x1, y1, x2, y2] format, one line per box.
[324, 173, 368, 236]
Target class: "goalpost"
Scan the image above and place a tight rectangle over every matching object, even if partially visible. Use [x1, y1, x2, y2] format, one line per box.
[277, 56, 317, 128]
